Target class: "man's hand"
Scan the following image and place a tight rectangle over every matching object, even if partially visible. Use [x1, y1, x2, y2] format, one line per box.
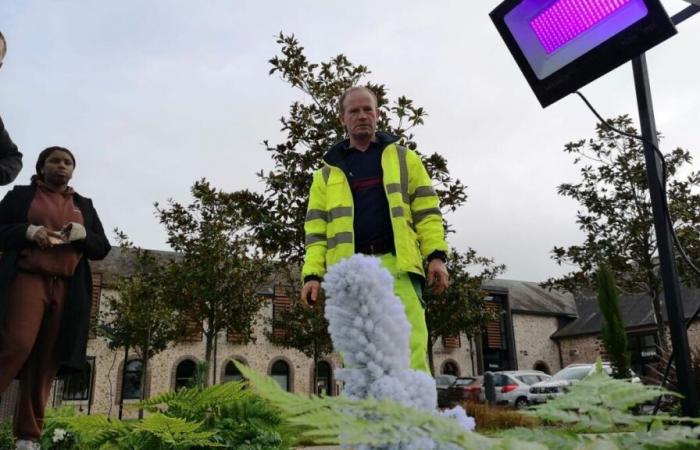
[300, 280, 321, 306]
[427, 259, 449, 294]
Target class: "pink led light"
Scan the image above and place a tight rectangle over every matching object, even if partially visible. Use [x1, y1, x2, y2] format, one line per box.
[530, 0, 632, 54]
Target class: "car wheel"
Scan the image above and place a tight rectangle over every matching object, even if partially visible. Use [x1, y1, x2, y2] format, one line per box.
[515, 397, 528, 409]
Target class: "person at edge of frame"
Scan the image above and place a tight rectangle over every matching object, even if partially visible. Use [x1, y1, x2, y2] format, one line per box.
[0, 31, 25, 186]
[300, 85, 449, 373]
[0, 146, 111, 450]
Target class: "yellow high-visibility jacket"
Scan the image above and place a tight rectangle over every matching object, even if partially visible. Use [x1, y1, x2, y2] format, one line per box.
[302, 137, 448, 281]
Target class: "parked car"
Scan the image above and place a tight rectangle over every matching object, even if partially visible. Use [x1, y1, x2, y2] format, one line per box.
[447, 376, 480, 404]
[435, 374, 457, 408]
[479, 370, 551, 409]
[527, 363, 638, 405]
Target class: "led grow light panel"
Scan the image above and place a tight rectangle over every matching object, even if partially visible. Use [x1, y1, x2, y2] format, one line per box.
[505, 0, 648, 79]
[531, 0, 633, 54]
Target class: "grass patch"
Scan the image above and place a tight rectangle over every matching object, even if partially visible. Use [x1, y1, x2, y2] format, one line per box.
[458, 401, 538, 432]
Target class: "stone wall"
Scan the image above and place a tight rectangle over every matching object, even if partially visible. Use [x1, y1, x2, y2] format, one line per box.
[511, 313, 563, 374]
[431, 335, 477, 378]
[558, 334, 604, 367]
[558, 321, 700, 370]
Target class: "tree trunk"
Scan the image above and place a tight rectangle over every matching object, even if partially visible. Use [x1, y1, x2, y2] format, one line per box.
[312, 342, 318, 396]
[212, 332, 218, 385]
[138, 330, 151, 419]
[139, 355, 149, 419]
[118, 346, 129, 420]
[204, 331, 213, 387]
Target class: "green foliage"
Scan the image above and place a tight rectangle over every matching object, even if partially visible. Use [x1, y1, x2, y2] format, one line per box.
[0, 421, 13, 450]
[236, 361, 700, 449]
[47, 382, 292, 450]
[101, 232, 180, 360]
[523, 361, 684, 432]
[423, 247, 505, 373]
[100, 233, 181, 413]
[235, 362, 496, 448]
[155, 179, 273, 384]
[40, 406, 79, 449]
[544, 115, 700, 348]
[596, 264, 632, 379]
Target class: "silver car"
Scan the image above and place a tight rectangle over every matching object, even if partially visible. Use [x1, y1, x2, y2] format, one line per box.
[528, 363, 620, 404]
[480, 370, 551, 409]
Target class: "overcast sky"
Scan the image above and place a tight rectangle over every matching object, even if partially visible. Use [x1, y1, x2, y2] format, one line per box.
[1, 0, 698, 282]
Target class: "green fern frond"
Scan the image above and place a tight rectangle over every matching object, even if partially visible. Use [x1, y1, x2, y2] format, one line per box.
[132, 413, 224, 448]
[236, 361, 504, 449]
[503, 425, 700, 450]
[236, 361, 700, 450]
[48, 414, 130, 449]
[136, 380, 247, 420]
[526, 363, 697, 433]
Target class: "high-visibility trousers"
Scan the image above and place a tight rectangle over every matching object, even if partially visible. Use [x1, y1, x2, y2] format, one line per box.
[378, 253, 430, 373]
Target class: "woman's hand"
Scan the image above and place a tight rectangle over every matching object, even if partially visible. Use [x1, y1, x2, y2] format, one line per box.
[61, 222, 86, 242]
[28, 226, 64, 249]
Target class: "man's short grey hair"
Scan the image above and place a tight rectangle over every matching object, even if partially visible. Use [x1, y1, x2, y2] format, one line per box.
[0, 32, 6, 59]
[338, 86, 378, 114]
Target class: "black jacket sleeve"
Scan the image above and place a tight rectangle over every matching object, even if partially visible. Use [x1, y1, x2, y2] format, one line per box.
[0, 116, 23, 186]
[0, 187, 31, 251]
[71, 198, 111, 260]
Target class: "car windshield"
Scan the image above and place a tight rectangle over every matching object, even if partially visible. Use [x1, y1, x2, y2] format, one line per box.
[517, 374, 542, 385]
[435, 375, 456, 387]
[454, 378, 475, 386]
[551, 366, 592, 381]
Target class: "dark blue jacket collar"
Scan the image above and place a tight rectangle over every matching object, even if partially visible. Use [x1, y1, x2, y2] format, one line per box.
[323, 131, 400, 167]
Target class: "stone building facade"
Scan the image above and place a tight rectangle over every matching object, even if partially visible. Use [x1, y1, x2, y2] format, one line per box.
[552, 289, 700, 381]
[511, 314, 563, 374]
[477, 279, 578, 375]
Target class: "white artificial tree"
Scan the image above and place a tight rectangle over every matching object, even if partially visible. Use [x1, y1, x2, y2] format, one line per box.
[323, 254, 475, 450]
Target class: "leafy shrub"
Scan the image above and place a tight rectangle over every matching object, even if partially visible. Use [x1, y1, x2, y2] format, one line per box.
[46, 381, 292, 449]
[0, 421, 13, 450]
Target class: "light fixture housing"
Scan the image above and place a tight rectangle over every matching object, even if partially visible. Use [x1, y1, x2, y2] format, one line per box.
[491, 0, 677, 107]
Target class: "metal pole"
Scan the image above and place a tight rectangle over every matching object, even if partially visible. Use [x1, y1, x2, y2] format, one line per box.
[631, 53, 699, 417]
[671, 4, 700, 26]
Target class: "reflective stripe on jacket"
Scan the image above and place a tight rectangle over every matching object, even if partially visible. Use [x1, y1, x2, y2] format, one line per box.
[302, 142, 447, 280]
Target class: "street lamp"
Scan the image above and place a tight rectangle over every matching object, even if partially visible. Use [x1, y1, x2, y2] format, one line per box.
[491, 0, 700, 417]
[490, 0, 676, 107]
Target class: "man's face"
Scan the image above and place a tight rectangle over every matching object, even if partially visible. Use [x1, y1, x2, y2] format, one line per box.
[340, 89, 379, 141]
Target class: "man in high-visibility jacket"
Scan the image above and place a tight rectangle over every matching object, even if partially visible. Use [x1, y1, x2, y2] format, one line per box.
[300, 86, 449, 373]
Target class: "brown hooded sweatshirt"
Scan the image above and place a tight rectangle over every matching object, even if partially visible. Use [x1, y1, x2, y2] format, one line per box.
[16, 181, 84, 277]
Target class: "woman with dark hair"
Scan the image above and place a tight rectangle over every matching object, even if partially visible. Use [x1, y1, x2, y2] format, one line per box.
[0, 146, 110, 449]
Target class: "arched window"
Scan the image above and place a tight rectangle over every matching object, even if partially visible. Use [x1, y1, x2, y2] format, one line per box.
[62, 357, 95, 401]
[315, 361, 333, 396]
[442, 361, 459, 376]
[222, 360, 244, 383]
[270, 360, 291, 392]
[122, 360, 144, 400]
[533, 361, 551, 375]
[175, 359, 197, 390]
